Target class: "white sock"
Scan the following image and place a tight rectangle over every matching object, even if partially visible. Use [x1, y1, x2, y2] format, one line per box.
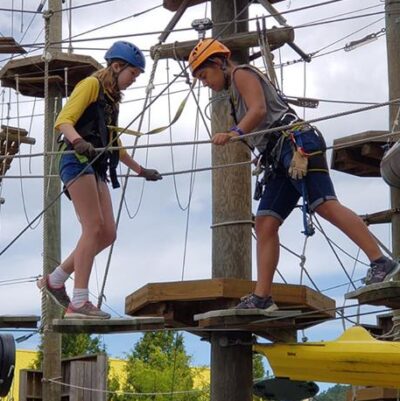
[48, 266, 70, 288]
[71, 288, 89, 309]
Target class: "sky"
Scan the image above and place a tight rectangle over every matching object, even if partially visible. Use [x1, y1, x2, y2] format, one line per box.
[0, 0, 395, 393]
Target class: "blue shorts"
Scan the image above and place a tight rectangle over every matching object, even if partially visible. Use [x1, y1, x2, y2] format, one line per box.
[257, 129, 337, 222]
[59, 152, 95, 185]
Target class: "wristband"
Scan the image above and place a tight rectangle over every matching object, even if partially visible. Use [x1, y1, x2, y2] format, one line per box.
[230, 126, 245, 136]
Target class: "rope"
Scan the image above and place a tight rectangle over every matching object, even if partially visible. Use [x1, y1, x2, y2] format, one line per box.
[41, 10, 52, 333]
[7, 100, 400, 162]
[211, 220, 254, 229]
[314, 216, 358, 291]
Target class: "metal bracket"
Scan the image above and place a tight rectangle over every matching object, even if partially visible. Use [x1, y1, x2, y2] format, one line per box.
[191, 18, 213, 40]
[218, 335, 256, 347]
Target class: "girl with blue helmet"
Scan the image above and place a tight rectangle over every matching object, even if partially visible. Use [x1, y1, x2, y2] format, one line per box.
[37, 41, 162, 319]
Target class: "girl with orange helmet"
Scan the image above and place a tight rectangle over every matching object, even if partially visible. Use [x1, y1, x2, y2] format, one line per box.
[189, 38, 399, 310]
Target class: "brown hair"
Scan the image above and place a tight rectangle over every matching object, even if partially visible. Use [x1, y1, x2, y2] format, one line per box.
[92, 60, 127, 102]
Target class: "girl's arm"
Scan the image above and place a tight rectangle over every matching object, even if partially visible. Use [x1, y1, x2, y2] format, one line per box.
[232, 68, 267, 133]
[212, 68, 266, 145]
[58, 123, 82, 143]
[119, 150, 142, 174]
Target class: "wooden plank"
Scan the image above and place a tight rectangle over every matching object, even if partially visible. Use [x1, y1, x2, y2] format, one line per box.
[0, 126, 36, 145]
[346, 387, 399, 401]
[17, 75, 64, 85]
[150, 28, 294, 60]
[94, 354, 107, 401]
[0, 315, 39, 329]
[0, 37, 26, 54]
[1, 125, 28, 137]
[360, 209, 400, 225]
[361, 143, 386, 160]
[51, 317, 165, 334]
[194, 309, 299, 330]
[345, 281, 400, 309]
[333, 130, 389, 147]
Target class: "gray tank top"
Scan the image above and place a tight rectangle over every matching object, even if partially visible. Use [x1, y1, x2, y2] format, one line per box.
[230, 65, 289, 153]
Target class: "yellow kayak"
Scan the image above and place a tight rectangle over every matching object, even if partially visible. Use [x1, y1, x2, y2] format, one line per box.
[254, 326, 400, 388]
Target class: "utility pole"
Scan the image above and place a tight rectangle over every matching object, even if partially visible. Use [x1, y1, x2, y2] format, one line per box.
[210, 1, 253, 401]
[386, 0, 400, 340]
[42, 1, 62, 400]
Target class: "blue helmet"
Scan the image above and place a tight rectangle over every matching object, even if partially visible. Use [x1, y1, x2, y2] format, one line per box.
[105, 41, 145, 72]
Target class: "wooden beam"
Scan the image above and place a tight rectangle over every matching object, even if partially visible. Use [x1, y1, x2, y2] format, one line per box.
[346, 387, 399, 401]
[360, 208, 400, 225]
[163, 0, 285, 11]
[345, 281, 400, 309]
[150, 27, 294, 60]
[0, 315, 40, 329]
[51, 317, 165, 334]
[0, 126, 36, 145]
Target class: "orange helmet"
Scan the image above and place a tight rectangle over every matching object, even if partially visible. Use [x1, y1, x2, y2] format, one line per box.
[188, 38, 231, 75]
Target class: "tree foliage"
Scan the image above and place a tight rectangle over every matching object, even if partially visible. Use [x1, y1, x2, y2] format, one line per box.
[108, 332, 207, 401]
[31, 333, 105, 369]
[315, 384, 350, 401]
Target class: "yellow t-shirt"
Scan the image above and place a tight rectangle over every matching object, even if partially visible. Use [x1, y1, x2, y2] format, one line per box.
[55, 76, 127, 158]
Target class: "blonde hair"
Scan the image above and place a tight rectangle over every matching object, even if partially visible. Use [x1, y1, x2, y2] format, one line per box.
[92, 61, 127, 102]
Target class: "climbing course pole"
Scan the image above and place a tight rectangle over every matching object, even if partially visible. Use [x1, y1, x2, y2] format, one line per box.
[210, 1, 253, 401]
[42, 2, 63, 401]
[386, 0, 400, 340]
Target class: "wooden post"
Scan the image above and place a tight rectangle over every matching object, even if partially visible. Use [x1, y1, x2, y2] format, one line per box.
[386, 0, 400, 339]
[210, 1, 253, 401]
[42, 2, 62, 401]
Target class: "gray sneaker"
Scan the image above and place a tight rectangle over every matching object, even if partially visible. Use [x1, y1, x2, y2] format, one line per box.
[37, 275, 70, 309]
[364, 257, 400, 285]
[65, 302, 111, 320]
[235, 293, 278, 311]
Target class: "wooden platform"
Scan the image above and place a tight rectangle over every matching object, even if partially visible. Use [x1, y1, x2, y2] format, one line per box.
[51, 317, 165, 334]
[1, 125, 35, 181]
[0, 52, 102, 98]
[193, 309, 303, 341]
[0, 37, 26, 54]
[331, 130, 390, 177]
[125, 279, 336, 335]
[345, 281, 400, 309]
[0, 315, 40, 329]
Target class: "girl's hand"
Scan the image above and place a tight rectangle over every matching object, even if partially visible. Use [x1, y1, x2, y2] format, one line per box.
[212, 132, 237, 146]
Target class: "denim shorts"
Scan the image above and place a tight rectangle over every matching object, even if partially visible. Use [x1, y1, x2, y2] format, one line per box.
[257, 128, 337, 222]
[59, 152, 95, 185]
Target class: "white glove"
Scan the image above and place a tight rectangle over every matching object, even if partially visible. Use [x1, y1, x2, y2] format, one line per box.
[288, 150, 308, 180]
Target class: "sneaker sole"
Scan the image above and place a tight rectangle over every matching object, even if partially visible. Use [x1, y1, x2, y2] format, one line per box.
[64, 312, 111, 320]
[37, 281, 68, 310]
[384, 262, 400, 282]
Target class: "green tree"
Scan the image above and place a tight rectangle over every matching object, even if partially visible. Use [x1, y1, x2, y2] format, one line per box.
[109, 332, 206, 401]
[32, 333, 105, 369]
[315, 384, 350, 401]
[253, 353, 266, 401]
